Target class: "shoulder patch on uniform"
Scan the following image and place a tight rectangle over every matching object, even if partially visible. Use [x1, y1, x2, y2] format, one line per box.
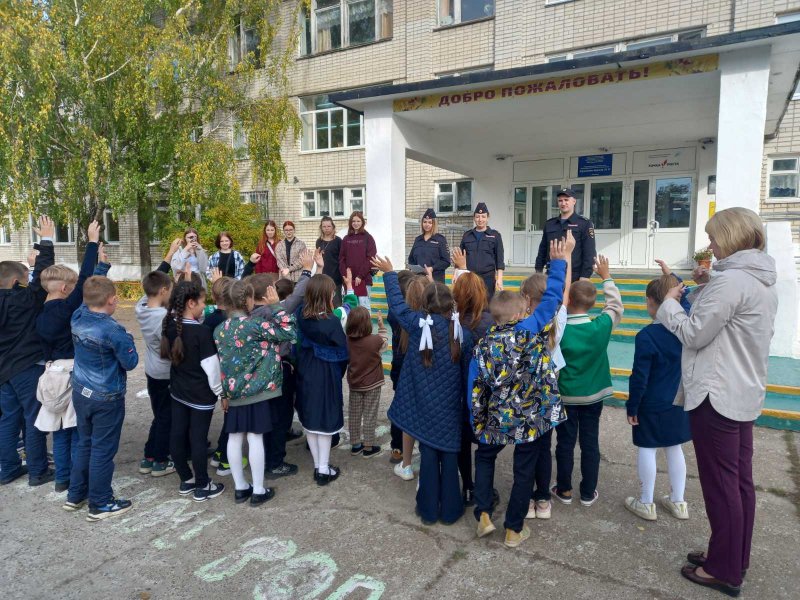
[588, 227, 595, 238]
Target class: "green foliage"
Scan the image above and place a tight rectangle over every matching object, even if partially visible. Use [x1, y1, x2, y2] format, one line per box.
[0, 0, 302, 243]
[158, 199, 263, 258]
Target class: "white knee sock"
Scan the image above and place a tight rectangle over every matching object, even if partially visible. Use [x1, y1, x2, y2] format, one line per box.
[227, 433, 249, 491]
[306, 431, 320, 468]
[317, 434, 332, 475]
[637, 447, 657, 504]
[247, 433, 266, 495]
[664, 444, 687, 502]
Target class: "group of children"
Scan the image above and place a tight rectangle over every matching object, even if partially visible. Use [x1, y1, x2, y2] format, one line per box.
[0, 217, 693, 542]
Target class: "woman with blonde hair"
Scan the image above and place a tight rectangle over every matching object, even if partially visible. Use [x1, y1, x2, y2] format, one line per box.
[408, 209, 450, 283]
[658, 207, 777, 596]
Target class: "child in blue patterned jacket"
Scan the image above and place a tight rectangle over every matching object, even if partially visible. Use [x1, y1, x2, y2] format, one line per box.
[468, 238, 569, 548]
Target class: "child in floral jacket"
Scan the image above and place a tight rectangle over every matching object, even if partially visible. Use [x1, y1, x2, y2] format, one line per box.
[214, 279, 296, 506]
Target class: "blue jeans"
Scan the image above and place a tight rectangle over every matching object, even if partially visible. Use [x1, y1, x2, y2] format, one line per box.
[0, 364, 48, 479]
[417, 443, 463, 524]
[68, 387, 126, 506]
[53, 427, 78, 483]
[555, 402, 603, 500]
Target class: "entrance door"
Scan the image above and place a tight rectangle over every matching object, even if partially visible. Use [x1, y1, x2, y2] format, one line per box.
[586, 180, 624, 265]
[511, 184, 559, 266]
[651, 176, 693, 267]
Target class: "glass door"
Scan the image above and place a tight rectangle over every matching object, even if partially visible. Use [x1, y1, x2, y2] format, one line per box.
[651, 176, 693, 268]
[626, 179, 652, 268]
[511, 184, 561, 266]
[512, 186, 529, 265]
[527, 185, 555, 265]
[587, 180, 624, 265]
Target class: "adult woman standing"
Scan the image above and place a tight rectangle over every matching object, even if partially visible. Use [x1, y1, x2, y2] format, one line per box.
[170, 228, 209, 285]
[206, 231, 246, 280]
[275, 221, 307, 282]
[657, 208, 777, 597]
[339, 211, 377, 309]
[254, 221, 281, 275]
[408, 209, 450, 283]
[315, 216, 344, 306]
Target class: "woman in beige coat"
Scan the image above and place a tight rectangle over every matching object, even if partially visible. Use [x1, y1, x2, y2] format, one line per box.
[658, 208, 777, 596]
[275, 220, 307, 283]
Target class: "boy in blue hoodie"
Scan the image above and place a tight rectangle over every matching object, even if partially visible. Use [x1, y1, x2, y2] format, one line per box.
[468, 239, 569, 548]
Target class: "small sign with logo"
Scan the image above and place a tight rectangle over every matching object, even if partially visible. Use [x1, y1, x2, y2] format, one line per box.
[632, 147, 696, 174]
[577, 154, 613, 178]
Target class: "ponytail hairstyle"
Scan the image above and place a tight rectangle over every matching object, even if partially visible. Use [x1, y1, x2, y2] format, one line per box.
[302, 274, 336, 320]
[227, 279, 255, 313]
[160, 281, 204, 365]
[398, 275, 428, 353]
[520, 273, 558, 350]
[420, 282, 460, 368]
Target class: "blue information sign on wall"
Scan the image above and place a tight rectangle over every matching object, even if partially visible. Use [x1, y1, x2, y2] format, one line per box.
[577, 154, 613, 177]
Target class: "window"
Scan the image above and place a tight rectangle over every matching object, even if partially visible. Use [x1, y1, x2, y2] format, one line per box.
[435, 180, 472, 214]
[300, 95, 363, 151]
[301, 0, 392, 55]
[189, 115, 203, 143]
[29, 216, 73, 244]
[241, 190, 270, 220]
[103, 210, 120, 243]
[302, 187, 365, 218]
[232, 118, 248, 160]
[149, 200, 170, 243]
[228, 18, 261, 70]
[546, 28, 705, 62]
[776, 12, 800, 24]
[438, 0, 494, 26]
[768, 157, 799, 199]
[0, 224, 9, 245]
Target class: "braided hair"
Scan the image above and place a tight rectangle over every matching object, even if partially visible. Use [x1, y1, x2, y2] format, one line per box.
[420, 282, 460, 368]
[160, 281, 203, 365]
[226, 279, 254, 313]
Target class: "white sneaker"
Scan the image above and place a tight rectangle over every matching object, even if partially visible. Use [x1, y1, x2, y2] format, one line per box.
[660, 495, 689, 519]
[394, 462, 414, 481]
[525, 500, 537, 519]
[535, 499, 551, 519]
[624, 496, 657, 521]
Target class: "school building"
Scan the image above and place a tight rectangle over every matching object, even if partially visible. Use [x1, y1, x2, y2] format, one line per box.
[1, 0, 800, 355]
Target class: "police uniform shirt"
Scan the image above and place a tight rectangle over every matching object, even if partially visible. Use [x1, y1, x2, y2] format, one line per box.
[460, 227, 505, 275]
[408, 233, 451, 281]
[534, 213, 596, 281]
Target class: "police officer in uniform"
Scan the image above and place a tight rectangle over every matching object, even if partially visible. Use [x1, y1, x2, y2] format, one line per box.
[535, 188, 596, 281]
[459, 202, 505, 298]
[408, 208, 451, 283]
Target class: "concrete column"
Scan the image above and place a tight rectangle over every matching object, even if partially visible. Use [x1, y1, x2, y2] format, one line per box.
[765, 221, 799, 358]
[715, 47, 771, 212]
[363, 100, 408, 268]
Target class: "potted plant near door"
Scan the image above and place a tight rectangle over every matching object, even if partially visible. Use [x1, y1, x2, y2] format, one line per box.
[692, 246, 713, 270]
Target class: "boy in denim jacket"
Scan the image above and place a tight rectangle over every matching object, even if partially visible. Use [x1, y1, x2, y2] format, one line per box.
[65, 276, 139, 521]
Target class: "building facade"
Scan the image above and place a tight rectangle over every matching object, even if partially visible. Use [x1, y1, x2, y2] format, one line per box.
[2, 1, 799, 284]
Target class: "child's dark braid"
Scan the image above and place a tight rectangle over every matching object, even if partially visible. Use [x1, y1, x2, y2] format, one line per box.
[166, 281, 203, 365]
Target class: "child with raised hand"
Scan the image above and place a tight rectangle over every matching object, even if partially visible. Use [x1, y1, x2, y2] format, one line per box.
[214, 280, 296, 506]
[346, 307, 388, 458]
[387, 270, 414, 465]
[35, 220, 111, 492]
[161, 281, 225, 503]
[295, 274, 350, 486]
[0, 216, 55, 486]
[374, 255, 473, 526]
[553, 254, 623, 508]
[519, 229, 575, 520]
[623, 270, 691, 521]
[470, 239, 569, 548]
[135, 240, 182, 478]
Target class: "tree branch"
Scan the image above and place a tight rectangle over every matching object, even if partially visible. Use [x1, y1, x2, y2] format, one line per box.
[145, 166, 174, 188]
[83, 38, 99, 66]
[175, 1, 195, 18]
[73, 0, 81, 26]
[93, 58, 132, 83]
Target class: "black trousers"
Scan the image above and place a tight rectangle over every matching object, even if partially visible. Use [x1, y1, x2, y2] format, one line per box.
[555, 402, 603, 500]
[390, 423, 403, 451]
[144, 376, 172, 462]
[265, 362, 296, 469]
[458, 416, 475, 491]
[479, 272, 497, 300]
[170, 400, 214, 487]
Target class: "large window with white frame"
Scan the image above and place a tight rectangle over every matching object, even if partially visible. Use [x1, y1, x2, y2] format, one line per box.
[0, 224, 9, 245]
[228, 17, 261, 70]
[546, 28, 705, 62]
[103, 209, 120, 243]
[436, 180, 473, 214]
[438, 0, 495, 27]
[232, 118, 248, 160]
[767, 156, 799, 200]
[302, 187, 365, 219]
[301, 0, 393, 56]
[300, 95, 363, 151]
[241, 190, 270, 220]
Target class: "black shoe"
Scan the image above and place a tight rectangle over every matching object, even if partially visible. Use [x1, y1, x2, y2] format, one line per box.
[29, 469, 55, 487]
[316, 466, 340, 486]
[250, 488, 276, 506]
[286, 427, 304, 443]
[491, 488, 501, 510]
[266, 462, 298, 479]
[313, 468, 319, 481]
[193, 482, 225, 502]
[179, 480, 197, 495]
[86, 497, 132, 522]
[362, 446, 384, 459]
[680, 564, 741, 597]
[330, 434, 341, 449]
[415, 506, 436, 526]
[0, 466, 28, 485]
[351, 443, 364, 455]
[687, 551, 747, 579]
[54, 480, 70, 493]
[463, 488, 475, 507]
[235, 485, 253, 504]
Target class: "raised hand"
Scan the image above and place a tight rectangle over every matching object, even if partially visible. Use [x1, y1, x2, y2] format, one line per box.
[27, 249, 38, 267]
[165, 238, 182, 262]
[182, 261, 192, 279]
[376, 310, 384, 328]
[451, 247, 467, 270]
[344, 268, 353, 291]
[664, 281, 685, 302]
[594, 254, 611, 280]
[692, 265, 710, 285]
[98, 242, 109, 264]
[301, 248, 314, 271]
[33, 216, 55, 239]
[550, 238, 568, 261]
[654, 258, 672, 277]
[87, 220, 101, 244]
[424, 265, 433, 283]
[249, 252, 261, 264]
[280, 268, 290, 277]
[265, 285, 280, 305]
[210, 267, 223, 283]
[564, 229, 576, 254]
[370, 255, 394, 273]
[314, 248, 324, 268]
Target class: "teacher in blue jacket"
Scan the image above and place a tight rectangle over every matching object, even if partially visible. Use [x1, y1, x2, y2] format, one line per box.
[408, 209, 450, 283]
